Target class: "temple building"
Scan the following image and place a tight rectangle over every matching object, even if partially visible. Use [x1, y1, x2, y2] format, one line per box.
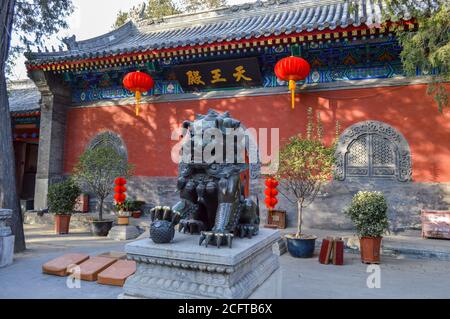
[8, 80, 40, 209]
[24, 0, 450, 230]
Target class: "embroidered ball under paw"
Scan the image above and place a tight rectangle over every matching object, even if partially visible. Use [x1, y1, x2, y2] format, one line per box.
[150, 220, 175, 244]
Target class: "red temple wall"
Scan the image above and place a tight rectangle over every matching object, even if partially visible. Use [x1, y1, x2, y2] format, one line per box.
[64, 83, 450, 182]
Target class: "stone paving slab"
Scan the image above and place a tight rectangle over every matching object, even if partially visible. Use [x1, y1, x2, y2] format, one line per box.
[42, 253, 90, 276]
[78, 256, 118, 281]
[97, 260, 136, 287]
[2, 225, 450, 299]
[97, 251, 127, 260]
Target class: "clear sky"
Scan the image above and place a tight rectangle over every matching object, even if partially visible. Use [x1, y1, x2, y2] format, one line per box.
[10, 0, 253, 80]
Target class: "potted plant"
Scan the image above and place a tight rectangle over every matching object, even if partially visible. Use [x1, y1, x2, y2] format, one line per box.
[47, 179, 81, 235]
[345, 191, 389, 264]
[114, 199, 132, 225]
[73, 145, 134, 237]
[276, 108, 336, 258]
[130, 200, 145, 218]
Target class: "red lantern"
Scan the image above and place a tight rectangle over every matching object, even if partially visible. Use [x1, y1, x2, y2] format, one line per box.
[114, 177, 127, 186]
[114, 177, 127, 204]
[123, 71, 155, 116]
[114, 193, 126, 203]
[274, 56, 311, 110]
[114, 185, 127, 193]
[264, 177, 279, 210]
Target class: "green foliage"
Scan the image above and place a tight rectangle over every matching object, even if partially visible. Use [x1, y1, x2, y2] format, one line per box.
[114, 199, 133, 212]
[113, 0, 226, 29]
[275, 108, 336, 236]
[73, 146, 134, 220]
[182, 0, 226, 13]
[6, 0, 74, 76]
[113, 0, 182, 29]
[112, 11, 130, 29]
[389, 1, 450, 112]
[345, 191, 389, 238]
[47, 179, 81, 215]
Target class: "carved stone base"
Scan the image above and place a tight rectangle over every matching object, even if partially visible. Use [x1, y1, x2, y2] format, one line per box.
[0, 235, 14, 268]
[120, 229, 281, 299]
[108, 225, 141, 241]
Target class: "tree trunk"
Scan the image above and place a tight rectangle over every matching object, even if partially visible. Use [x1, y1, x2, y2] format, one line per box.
[0, 0, 25, 252]
[99, 198, 104, 221]
[296, 200, 303, 238]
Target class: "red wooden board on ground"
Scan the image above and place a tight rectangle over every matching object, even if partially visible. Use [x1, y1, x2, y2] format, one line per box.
[42, 253, 90, 276]
[333, 239, 344, 266]
[78, 256, 118, 281]
[97, 260, 137, 287]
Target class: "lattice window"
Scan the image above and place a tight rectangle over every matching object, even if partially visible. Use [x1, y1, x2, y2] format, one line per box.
[88, 131, 128, 160]
[335, 121, 412, 182]
[345, 133, 397, 178]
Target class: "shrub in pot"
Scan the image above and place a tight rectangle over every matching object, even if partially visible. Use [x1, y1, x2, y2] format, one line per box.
[276, 108, 336, 258]
[130, 200, 145, 218]
[47, 179, 81, 235]
[345, 191, 389, 264]
[73, 145, 134, 237]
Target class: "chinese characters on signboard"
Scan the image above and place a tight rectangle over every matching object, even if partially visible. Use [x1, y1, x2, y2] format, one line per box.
[171, 57, 263, 91]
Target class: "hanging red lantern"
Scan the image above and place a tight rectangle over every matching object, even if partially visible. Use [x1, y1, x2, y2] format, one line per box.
[114, 177, 127, 204]
[264, 177, 279, 210]
[123, 71, 155, 116]
[274, 56, 311, 110]
[114, 177, 127, 186]
[114, 193, 126, 203]
[114, 185, 127, 193]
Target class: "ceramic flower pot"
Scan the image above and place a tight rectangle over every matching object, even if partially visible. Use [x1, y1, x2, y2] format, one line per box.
[131, 211, 142, 218]
[286, 235, 317, 258]
[55, 214, 71, 235]
[360, 237, 382, 264]
[117, 216, 130, 225]
[89, 220, 113, 237]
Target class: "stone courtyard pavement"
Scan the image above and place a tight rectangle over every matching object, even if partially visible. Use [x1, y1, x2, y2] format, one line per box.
[0, 224, 450, 299]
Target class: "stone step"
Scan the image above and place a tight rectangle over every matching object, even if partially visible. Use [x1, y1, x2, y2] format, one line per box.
[97, 260, 136, 287]
[42, 253, 90, 276]
[78, 256, 118, 281]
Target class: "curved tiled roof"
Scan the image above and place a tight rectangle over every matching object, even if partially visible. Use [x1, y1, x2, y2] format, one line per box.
[7, 80, 41, 114]
[27, 0, 415, 65]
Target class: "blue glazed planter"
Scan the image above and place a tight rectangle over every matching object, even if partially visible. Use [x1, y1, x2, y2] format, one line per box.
[286, 236, 317, 258]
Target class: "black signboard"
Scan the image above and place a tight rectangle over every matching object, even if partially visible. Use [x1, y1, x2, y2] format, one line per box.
[171, 57, 262, 91]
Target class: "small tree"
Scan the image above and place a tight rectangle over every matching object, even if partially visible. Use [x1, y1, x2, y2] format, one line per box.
[276, 108, 336, 238]
[73, 146, 133, 221]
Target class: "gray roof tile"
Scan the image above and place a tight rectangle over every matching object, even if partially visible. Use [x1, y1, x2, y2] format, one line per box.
[7, 80, 41, 113]
[27, 0, 411, 64]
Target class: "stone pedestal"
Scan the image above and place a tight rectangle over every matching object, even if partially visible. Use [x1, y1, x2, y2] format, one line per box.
[0, 209, 14, 268]
[121, 229, 281, 299]
[108, 225, 140, 241]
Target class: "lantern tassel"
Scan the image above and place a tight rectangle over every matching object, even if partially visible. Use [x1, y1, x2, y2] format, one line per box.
[289, 80, 296, 110]
[135, 91, 141, 116]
